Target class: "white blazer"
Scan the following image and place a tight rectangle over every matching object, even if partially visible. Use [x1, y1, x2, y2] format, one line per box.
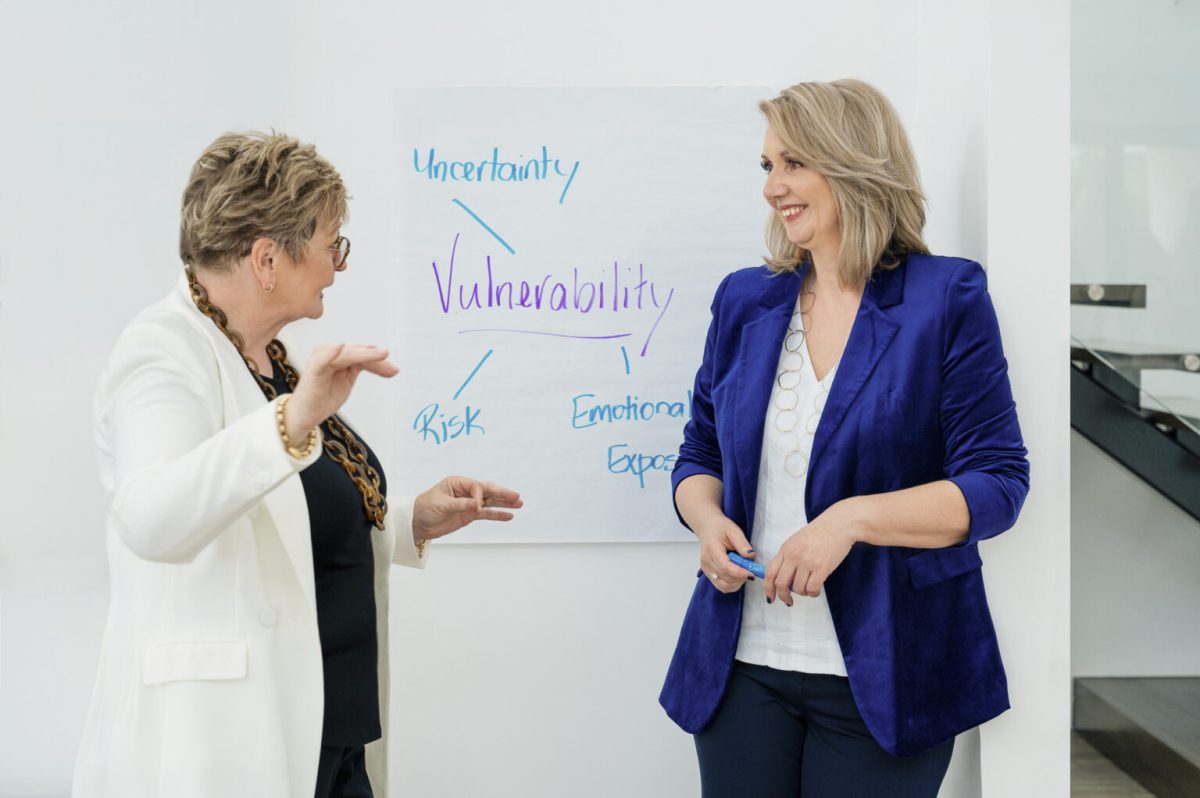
[72, 273, 425, 798]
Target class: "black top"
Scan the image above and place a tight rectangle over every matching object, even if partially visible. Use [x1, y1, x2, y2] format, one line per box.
[265, 361, 384, 747]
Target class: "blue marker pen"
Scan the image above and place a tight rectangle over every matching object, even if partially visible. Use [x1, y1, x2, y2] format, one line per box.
[728, 552, 765, 579]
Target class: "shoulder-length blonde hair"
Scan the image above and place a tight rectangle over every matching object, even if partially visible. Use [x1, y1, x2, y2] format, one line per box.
[760, 79, 929, 284]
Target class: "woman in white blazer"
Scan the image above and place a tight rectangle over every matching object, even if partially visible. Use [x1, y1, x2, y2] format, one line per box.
[72, 131, 522, 798]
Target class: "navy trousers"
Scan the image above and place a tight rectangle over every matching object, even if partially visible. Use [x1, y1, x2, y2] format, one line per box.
[695, 661, 954, 797]
[315, 745, 373, 798]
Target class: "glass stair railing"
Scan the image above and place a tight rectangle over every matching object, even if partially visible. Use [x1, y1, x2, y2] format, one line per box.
[1070, 336, 1200, 461]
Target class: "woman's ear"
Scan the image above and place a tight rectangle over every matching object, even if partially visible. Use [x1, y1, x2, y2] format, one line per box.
[247, 237, 279, 289]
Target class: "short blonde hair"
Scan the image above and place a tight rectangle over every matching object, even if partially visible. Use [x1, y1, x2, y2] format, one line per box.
[179, 131, 347, 272]
[759, 79, 929, 284]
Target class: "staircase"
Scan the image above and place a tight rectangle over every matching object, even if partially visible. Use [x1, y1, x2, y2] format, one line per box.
[1071, 284, 1200, 795]
[1074, 678, 1200, 796]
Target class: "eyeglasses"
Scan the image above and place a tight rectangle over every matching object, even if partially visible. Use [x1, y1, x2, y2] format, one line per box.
[328, 235, 351, 271]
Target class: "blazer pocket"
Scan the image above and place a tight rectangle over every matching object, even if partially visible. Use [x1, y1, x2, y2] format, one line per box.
[142, 639, 248, 686]
[907, 545, 983, 590]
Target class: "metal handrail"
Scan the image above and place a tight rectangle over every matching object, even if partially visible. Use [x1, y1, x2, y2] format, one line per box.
[1070, 283, 1147, 308]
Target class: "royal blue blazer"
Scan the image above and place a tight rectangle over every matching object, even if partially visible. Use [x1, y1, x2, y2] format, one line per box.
[661, 254, 1029, 757]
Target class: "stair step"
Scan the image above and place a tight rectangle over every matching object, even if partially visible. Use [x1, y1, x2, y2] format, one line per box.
[1072, 732, 1154, 796]
[1074, 677, 1200, 797]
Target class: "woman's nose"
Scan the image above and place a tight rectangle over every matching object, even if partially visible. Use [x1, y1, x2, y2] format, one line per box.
[763, 172, 785, 200]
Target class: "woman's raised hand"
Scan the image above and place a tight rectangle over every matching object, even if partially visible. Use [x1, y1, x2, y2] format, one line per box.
[285, 344, 398, 439]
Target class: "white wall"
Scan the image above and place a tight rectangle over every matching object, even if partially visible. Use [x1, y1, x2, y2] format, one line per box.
[1069, 0, 1200, 685]
[978, 1, 1071, 795]
[1071, 0, 1200, 435]
[0, 1, 1069, 796]
[1071, 0, 1200, 353]
[1071, 432, 1200, 676]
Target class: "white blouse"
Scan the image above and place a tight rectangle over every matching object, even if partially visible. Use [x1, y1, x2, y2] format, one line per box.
[734, 295, 847, 676]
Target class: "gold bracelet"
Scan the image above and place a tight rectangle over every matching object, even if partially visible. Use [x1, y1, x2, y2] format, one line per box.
[415, 535, 427, 557]
[276, 394, 318, 459]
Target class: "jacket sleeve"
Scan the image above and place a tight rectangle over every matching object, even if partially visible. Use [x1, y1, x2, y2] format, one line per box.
[99, 321, 322, 564]
[388, 496, 429, 568]
[939, 261, 1030, 544]
[670, 273, 731, 529]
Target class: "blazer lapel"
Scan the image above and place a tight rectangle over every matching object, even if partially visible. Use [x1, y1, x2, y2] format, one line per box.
[807, 263, 905, 511]
[732, 268, 803, 529]
[172, 274, 318, 613]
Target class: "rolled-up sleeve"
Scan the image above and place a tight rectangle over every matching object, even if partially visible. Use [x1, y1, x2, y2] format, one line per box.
[670, 274, 731, 529]
[940, 261, 1030, 544]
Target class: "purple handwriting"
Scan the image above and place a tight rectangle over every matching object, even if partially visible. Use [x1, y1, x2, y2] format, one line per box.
[430, 234, 677, 355]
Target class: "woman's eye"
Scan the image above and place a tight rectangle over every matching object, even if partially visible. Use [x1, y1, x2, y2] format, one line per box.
[760, 160, 772, 173]
[787, 159, 805, 170]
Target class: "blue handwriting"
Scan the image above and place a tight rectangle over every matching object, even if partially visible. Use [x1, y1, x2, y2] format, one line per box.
[607, 444, 676, 489]
[412, 403, 485, 445]
[572, 391, 693, 429]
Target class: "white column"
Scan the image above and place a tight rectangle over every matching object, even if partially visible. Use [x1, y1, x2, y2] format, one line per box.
[981, 0, 1072, 796]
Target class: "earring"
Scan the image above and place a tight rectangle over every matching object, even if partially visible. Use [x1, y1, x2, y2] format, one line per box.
[264, 283, 275, 293]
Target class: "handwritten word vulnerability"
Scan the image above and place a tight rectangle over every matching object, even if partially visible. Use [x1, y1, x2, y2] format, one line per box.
[431, 234, 676, 353]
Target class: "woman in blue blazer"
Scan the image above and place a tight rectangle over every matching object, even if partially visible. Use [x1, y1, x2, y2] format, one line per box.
[662, 80, 1029, 796]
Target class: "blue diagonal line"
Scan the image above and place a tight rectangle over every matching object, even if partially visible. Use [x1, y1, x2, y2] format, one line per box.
[620, 345, 630, 375]
[558, 161, 580, 204]
[452, 349, 494, 401]
[452, 199, 516, 255]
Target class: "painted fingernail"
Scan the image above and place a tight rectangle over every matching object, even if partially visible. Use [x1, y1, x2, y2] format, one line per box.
[766, 596, 773, 604]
